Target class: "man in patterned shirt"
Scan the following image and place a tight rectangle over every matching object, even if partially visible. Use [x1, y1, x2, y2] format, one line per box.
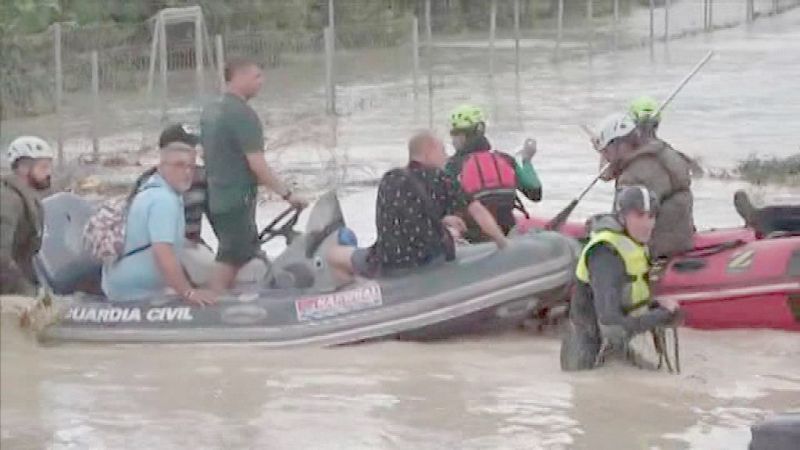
[327, 131, 509, 283]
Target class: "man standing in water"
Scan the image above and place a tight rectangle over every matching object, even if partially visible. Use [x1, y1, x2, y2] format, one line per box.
[595, 112, 695, 259]
[201, 57, 307, 292]
[561, 186, 682, 371]
[0, 136, 53, 295]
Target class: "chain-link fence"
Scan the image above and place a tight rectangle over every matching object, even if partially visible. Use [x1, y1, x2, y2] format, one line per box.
[1, 0, 798, 171]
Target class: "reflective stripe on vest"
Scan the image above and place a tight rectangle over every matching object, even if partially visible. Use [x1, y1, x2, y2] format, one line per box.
[575, 230, 651, 314]
[459, 151, 517, 196]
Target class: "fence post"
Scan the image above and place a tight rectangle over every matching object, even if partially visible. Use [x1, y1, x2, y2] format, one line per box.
[746, 0, 753, 23]
[649, 0, 655, 58]
[324, 26, 336, 115]
[514, 0, 520, 77]
[489, 0, 497, 78]
[709, 0, 714, 30]
[194, 16, 204, 96]
[664, 0, 670, 41]
[91, 50, 100, 155]
[556, 0, 564, 61]
[159, 14, 168, 121]
[586, 0, 594, 57]
[53, 23, 64, 166]
[215, 34, 225, 92]
[412, 17, 420, 99]
[703, 0, 709, 31]
[425, 0, 433, 128]
[773, 0, 779, 14]
[613, 0, 619, 51]
[328, 0, 335, 29]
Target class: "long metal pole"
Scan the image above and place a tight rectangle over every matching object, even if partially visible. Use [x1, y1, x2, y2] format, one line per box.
[664, 0, 671, 41]
[586, 0, 594, 57]
[709, 0, 714, 30]
[328, 0, 335, 29]
[613, 0, 619, 51]
[489, 0, 497, 79]
[556, 0, 564, 61]
[54, 23, 64, 166]
[159, 15, 168, 120]
[703, 0, 709, 31]
[195, 16, 204, 95]
[91, 50, 99, 155]
[514, 0, 520, 77]
[649, 0, 655, 58]
[425, 0, 433, 128]
[412, 16, 420, 99]
[324, 26, 335, 115]
[215, 35, 225, 92]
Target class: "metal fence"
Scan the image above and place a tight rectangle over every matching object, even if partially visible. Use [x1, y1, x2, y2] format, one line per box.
[1, 0, 798, 167]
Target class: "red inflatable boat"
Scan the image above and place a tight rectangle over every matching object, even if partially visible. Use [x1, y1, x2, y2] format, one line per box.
[518, 215, 800, 331]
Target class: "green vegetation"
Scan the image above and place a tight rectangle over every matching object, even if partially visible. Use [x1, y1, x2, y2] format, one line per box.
[737, 154, 800, 187]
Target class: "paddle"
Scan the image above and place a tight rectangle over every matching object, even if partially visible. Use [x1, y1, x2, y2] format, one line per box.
[546, 51, 715, 232]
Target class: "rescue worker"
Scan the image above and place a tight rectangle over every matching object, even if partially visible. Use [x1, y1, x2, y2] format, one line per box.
[1, 136, 53, 295]
[560, 185, 682, 371]
[444, 104, 542, 242]
[595, 112, 695, 259]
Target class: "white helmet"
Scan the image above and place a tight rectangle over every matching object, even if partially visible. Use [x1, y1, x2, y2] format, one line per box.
[595, 113, 636, 152]
[7, 136, 54, 166]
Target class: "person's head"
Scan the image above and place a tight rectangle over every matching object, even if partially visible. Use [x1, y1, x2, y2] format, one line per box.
[595, 113, 638, 164]
[158, 142, 197, 193]
[158, 123, 199, 149]
[449, 104, 486, 151]
[7, 136, 54, 191]
[408, 130, 447, 169]
[615, 185, 659, 244]
[628, 95, 660, 139]
[224, 57, 263, 100]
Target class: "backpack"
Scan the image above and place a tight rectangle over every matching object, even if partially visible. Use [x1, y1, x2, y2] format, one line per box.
[82, 183, 154, 265]
[459, 151, 517, 199]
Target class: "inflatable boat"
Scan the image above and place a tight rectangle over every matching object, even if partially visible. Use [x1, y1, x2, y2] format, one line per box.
[518, 215, 800, 331]
[33, 191, 580, 345]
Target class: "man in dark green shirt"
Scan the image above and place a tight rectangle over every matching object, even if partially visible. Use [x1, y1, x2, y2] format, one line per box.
[200, 57, 307, 291]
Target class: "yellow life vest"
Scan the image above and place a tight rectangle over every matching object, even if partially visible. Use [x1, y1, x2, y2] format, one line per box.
[575, 229, 651, 314]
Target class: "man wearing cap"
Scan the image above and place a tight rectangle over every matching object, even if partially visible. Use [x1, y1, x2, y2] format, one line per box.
[201, 57, 308, 292]
[1, 136, 54, 295]
[595, 113, 695, 259]
[560, 185, 682, 371]
[133, 124, 208, 244]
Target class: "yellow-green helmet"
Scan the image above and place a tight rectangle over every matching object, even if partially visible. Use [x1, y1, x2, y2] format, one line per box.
[628, 95, 661, 123]
[449, 104, 485, 132]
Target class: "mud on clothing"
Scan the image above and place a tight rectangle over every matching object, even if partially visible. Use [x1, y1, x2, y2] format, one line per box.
[445, 135, 542, 242]
[362, 161, 473, 274]
[560, 218, 674, 371]
[0, 176, 44, 295]
[611, 137, 694, 258]
[200, 93, 264, 265]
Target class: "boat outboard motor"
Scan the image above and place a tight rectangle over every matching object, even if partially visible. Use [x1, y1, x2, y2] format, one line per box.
[749, 413, 800, 450]
[35, 192, 102, 295]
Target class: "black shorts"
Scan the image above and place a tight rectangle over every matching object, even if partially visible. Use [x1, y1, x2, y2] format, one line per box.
[208, 203, 259, 266]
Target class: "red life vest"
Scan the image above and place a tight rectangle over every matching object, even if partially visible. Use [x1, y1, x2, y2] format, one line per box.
[459, 151, 517, 198]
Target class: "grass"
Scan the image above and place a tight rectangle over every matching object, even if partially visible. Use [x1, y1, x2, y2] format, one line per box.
[736, 153, 800, 186]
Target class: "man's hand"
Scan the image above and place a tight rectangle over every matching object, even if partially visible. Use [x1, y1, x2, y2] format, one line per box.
[657, 297, 680, 313]
[286, 192, 309, 209]
[520, 138, 537, 161]
[441, 215, 467, 234]
[183, 288, 217, 307]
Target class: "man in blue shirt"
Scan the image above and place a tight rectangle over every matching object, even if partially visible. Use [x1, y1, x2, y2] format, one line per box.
[102, 142, 216, 305]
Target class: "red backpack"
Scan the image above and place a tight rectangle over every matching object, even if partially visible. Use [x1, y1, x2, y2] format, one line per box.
[459, 151, 517, 198]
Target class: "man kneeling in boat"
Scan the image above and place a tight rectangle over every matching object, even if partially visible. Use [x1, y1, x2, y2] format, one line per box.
[101, 142, 216, 305]
[561, 185, 682, 371]
[327, 131, 509, 283]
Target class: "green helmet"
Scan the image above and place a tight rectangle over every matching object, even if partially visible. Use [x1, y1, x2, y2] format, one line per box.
[449, 104, 485, 132]
[628, 95, 661, 123]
